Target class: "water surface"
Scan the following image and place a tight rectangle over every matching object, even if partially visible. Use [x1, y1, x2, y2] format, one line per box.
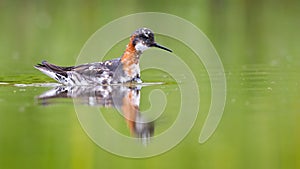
[0, 63, 299, 168]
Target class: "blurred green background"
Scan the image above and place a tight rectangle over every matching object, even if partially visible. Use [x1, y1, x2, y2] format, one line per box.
[1, 0, 300, 169]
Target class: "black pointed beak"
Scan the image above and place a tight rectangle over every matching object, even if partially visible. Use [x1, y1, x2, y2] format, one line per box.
[151, 43, 172, 52]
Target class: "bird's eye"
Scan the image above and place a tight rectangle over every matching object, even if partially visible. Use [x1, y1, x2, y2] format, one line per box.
[141, 35, 148, 39]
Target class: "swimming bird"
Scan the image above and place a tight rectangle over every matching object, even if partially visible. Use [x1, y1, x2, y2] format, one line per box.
[34, 28, 172, 86]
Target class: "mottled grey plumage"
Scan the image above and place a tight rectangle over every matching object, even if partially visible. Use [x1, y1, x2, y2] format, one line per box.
[35, 59, 125, 85]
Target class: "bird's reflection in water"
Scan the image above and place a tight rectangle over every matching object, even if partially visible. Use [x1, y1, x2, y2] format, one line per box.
[37, 85, 154, 144]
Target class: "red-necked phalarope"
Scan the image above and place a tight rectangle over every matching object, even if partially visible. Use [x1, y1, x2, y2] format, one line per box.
[34, 28, 172, 86]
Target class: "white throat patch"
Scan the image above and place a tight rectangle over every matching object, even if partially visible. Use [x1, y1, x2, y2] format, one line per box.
[135, 42, 149, 52]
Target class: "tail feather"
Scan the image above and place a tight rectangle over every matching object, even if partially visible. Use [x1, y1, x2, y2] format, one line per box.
[34, 61, 71, 83]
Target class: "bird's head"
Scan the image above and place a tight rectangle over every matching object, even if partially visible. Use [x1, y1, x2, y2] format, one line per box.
[131, 28, 172, 53]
